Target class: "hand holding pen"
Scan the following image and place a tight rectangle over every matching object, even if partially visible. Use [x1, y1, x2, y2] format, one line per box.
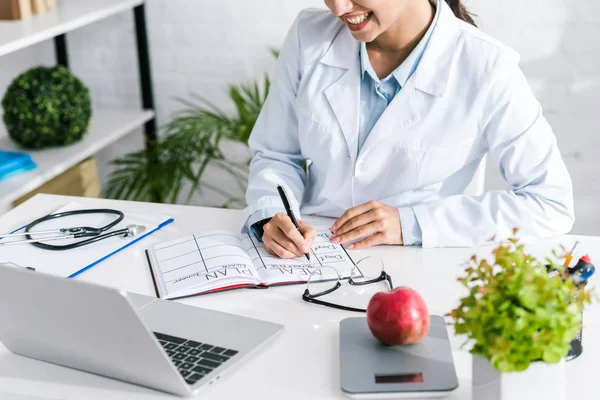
[260, 186, 317, 260]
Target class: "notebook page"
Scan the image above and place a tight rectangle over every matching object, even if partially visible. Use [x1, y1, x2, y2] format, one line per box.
[147, 231, 260, 299]
[242, 228, 356, 285]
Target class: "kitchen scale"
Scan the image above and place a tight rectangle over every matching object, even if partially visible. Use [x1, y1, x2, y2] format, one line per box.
[340, 315, 458, 398]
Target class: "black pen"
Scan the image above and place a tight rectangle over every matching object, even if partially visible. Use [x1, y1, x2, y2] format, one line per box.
[276, 185, 310, 261]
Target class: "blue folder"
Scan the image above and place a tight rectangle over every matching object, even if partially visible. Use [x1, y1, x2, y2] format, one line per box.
[0, 150, 37, 181]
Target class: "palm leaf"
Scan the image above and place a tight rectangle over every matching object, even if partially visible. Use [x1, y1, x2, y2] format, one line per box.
[104, 49, 278, 205]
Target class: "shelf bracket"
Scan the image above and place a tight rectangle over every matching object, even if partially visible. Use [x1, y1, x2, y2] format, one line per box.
[134, 4, 157, 143]
[54, 34, 69, 67]
[134, 3, 161, 202]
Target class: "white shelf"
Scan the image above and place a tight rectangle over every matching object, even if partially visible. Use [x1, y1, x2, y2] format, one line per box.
[0, 0, 144, 58]
[0, 108, 154, 206]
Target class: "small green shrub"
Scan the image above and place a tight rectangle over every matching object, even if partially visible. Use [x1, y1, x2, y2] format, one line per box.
[1, 65, 92, 149]
[448, 229, 594, 372]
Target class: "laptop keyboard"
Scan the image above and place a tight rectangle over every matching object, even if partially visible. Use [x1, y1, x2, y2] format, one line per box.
[154, 332, 239, 386]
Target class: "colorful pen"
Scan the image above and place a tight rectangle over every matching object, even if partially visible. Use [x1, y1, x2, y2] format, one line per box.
[563, 241, 580, 268]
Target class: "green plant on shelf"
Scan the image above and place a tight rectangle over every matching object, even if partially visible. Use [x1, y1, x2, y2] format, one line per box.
[2, 65, 92, 149]
[447, 229, 595, 373]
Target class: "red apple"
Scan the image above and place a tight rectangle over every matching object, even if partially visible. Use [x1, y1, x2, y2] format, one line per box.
[366, 287, 430, 345]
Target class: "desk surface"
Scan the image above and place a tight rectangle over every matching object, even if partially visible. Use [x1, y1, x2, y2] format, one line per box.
[0, 194, 597, 400]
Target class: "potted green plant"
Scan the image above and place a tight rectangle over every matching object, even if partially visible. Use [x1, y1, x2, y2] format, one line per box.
[2, 65, 92, 149]
[103, 78, 265, 205]
[448, 229, 594, 400]
[104, 50, 279, 206]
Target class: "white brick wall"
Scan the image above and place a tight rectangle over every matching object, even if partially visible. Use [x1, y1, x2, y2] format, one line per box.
[467, 0, 600, 236]
[0, 0, 598, 235]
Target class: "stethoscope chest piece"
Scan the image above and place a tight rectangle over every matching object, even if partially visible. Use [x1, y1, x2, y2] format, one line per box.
[123, 224, 146, 238]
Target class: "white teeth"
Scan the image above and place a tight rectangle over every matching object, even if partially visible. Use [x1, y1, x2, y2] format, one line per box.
[347, 12, 370, 25]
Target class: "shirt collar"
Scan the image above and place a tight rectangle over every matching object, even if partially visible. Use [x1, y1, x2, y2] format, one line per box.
[360, 0, 441, 87]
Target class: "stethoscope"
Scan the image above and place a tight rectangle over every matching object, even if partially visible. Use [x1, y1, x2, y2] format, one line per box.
[0, 209, 146, 251]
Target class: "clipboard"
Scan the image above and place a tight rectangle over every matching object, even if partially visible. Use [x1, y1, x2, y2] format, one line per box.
[0, 202, 174, 278]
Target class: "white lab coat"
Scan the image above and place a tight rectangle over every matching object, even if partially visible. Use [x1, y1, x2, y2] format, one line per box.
[244, 1, 574, 248]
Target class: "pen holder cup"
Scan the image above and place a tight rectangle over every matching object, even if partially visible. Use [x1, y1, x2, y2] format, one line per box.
[567, 312, 583, 361]
[547, 265, 584, 361]
[567, 282, 586, 361]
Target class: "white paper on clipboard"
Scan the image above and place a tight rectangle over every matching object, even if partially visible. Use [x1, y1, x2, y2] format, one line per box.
[0, 202, 174, 278]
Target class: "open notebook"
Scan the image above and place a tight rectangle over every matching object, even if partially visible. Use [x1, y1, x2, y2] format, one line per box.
[145, 228, 355, 299]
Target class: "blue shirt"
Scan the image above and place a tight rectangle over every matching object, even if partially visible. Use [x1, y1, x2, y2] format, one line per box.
[359, 1, 440, 245]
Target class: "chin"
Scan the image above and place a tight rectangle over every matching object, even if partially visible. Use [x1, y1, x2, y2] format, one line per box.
[350, 30, 377, 43]
[363, 33, 378, 43]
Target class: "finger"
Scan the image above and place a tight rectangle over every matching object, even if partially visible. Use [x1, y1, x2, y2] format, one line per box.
[272, 214, 310, 254]
[263, 221, 303, 257]
[298, 220, 317, 243]
[346, 232, 386, 250]
[263, 237, 299, 259]
[331, 200, 379, 233]
[262, 241, 278, 257]
[298, 221, 317, 256]
[332, 221, 380, 245]
[266, 215, 303, 254]
[271, 226, 305, 257]
[333, 208, 380, 237]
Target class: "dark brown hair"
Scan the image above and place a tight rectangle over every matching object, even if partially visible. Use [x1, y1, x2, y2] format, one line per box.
[445, 0, 477, 27]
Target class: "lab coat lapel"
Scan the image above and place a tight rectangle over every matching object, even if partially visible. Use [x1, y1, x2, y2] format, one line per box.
[360, 0, 460, 152]
[360, 82, 421, 152]
[321, 27, 361, 164]
[412, 0, 460, 97]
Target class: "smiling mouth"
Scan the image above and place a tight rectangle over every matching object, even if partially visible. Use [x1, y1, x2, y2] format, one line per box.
[344, 11, 373, 32]
[345, 11, 372, 25]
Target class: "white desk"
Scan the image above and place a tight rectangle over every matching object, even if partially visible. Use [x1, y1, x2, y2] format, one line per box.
[0, 194, 597, 400]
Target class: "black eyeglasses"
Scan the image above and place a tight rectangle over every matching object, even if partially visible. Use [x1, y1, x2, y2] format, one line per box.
[302, 257, 393, 312]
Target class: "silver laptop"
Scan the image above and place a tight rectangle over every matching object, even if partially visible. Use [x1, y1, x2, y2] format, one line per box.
[0, 264, 283, 397]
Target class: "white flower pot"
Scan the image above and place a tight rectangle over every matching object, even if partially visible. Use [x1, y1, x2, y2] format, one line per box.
[472, 354, 566, 400]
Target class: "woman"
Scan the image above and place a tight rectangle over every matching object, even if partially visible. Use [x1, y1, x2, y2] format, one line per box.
[243, 0, 574, 257]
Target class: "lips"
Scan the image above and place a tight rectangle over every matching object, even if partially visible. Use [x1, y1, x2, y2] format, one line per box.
[346, 11, 371, 24]
[345, 11, 373, 32]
